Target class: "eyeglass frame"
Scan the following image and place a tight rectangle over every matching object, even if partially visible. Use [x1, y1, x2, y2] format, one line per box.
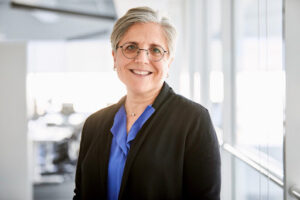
[117, 42, 169, 62]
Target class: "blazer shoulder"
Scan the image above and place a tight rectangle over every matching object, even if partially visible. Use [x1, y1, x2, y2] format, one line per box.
[84, 103, 118, 126]
[171, 93, 208, 115]
[79, 103, 118, 148]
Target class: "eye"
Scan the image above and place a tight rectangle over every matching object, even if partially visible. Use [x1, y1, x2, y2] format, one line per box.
[124, 43, 138, 52]
[150, 46, 163, 55]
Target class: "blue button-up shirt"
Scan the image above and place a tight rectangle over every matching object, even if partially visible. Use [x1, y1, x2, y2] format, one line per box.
[107, 105, 155, 200]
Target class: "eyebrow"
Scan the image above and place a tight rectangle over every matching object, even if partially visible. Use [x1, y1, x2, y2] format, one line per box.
[124, 41, 166, 48]
[125, 41, 138, 45]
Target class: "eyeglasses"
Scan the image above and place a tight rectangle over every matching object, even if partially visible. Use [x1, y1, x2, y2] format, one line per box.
[117, 42, 168, 62]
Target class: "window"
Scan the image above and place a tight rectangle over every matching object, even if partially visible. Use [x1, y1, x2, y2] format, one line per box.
[233, 0, 284, 198]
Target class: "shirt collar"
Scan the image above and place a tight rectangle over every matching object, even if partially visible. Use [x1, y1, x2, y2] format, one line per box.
[110, 105, 128, 155]
[110, 104, 155, 154]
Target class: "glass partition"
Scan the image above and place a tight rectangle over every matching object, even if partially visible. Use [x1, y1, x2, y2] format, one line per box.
[235, 158, 283, 200]
[234, 0, 284, 173]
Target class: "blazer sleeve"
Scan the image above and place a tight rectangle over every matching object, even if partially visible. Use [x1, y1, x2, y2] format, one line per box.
[183, 109, 221, 200]
[73, 118, 90, 200]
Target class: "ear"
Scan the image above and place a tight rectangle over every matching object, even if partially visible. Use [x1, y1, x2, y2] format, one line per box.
[168, 57, 174, 69]
[112, 50, 116, 63]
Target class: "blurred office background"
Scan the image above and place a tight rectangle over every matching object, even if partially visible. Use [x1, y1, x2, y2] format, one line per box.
[0, 0, 299, 199]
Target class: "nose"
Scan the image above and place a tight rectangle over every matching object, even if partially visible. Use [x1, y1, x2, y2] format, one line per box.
[135, 49, 149, 63]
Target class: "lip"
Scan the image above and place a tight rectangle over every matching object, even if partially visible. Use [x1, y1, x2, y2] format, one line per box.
[129, 69, 153, 76]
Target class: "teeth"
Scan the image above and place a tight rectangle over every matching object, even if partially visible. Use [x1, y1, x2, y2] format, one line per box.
[132, 70, 151, 75]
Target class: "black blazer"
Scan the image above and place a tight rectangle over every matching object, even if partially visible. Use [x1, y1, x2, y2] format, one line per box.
[73, 83, 221, 200]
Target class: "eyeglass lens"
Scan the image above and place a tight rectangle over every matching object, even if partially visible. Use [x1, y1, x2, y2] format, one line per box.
[121, 43, 166, 61]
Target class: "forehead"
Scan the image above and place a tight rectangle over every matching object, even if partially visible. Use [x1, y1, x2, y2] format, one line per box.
[119, 23, 168, 48]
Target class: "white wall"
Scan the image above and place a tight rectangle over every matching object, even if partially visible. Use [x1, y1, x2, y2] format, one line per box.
[0, 42, 32, 200]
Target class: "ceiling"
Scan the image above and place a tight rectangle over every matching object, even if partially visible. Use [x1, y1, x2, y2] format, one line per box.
[0, 0, 172, 41]
[0, 0, 116, 40]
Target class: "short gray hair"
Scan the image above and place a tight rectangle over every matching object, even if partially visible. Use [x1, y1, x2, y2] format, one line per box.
[110, 7, 177, 57]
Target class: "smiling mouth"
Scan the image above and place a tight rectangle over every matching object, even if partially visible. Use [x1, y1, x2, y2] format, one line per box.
[130, 69, 152, 76]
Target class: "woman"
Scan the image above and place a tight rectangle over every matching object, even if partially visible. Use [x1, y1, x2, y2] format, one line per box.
[73, 7, 221, 200]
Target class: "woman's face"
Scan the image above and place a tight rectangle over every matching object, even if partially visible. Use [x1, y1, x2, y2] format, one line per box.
[112, 23, 173, 96]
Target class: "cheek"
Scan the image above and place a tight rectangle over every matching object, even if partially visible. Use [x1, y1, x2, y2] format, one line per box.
[116, 56, 130, 69]
[159, 58, 171, 71]
[159, 64, 169, 74]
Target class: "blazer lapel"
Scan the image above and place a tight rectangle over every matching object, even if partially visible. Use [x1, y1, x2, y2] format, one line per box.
[92, 97, 126, 197]
[118, 82, 174, 199]
[96, 126, 112, 196]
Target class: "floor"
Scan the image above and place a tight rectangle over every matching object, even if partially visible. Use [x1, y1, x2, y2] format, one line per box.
[34, 175, 75, 200]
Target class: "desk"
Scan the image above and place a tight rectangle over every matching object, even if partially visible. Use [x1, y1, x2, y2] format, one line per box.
[28, 120, 73, 184]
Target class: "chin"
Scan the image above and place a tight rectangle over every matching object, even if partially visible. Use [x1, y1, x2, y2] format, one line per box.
[128, 85, 152, 95]
[122, 77, 165, 95]
[126, 82, 157, 95]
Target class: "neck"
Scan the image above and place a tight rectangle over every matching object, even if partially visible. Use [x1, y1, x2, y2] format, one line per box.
[125, 86, 161, 117]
